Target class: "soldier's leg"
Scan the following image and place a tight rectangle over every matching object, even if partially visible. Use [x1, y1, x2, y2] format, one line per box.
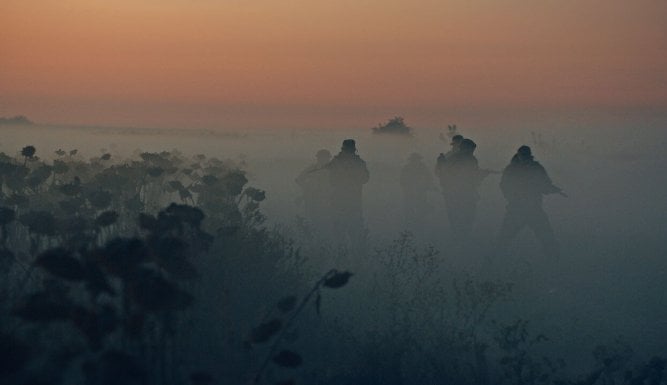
[528, 208, 559, 259]
[453, 198, 476, 239]
[496, 207, 526, 256]
[346, 213, 367, 256]
[444, 197, 456, 228]
[403, 192, 417, 230]
[330, 207, 347, 245]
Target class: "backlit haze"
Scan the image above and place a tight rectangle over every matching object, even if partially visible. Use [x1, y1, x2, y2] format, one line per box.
[2, 0, 666, 130]
[2, 3, 667, 382]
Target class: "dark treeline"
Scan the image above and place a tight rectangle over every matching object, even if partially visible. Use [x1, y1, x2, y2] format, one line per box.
[0, 142, 664, 385]
[0, 116, 33, 125]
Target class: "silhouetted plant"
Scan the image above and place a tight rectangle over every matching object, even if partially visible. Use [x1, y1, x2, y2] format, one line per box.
[26, 165, 52, 192]
[0, 144, 289, 383]
[87, 190, 113, 210]
[494, 319, 564, 385]
[97, 209, 119, 225]
[5, 164, 30, 192]
[19, 210, 57, 237]
[0, 206, 15, 244]
[9, 203, 210, 384]
[372, 116, 413, 136]
[251, 269, 353, 384]
[34, 247, 86, 281]
[0, 332, 31, 382]
[60, 177, 83, 197]
[21, 145, 36, 165]
[5, 193, 29, 207]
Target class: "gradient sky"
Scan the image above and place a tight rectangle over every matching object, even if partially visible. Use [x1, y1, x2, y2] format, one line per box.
[2, 0, 666, 130]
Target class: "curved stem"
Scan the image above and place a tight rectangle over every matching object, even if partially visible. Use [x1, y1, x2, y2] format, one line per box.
[253, 269, 337, 384]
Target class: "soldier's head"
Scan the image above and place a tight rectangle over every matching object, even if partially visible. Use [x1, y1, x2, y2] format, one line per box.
[315, 149, 331, 165]
[341, 139, 357, 154]
[516, 145, 533, 161]
[459, 138, 477, 154]
[451, 135, 464, 148]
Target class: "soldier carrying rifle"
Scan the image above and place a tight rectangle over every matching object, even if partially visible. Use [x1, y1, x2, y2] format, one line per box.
[437, 138, 496, 238]
[496, 145, 566, 258]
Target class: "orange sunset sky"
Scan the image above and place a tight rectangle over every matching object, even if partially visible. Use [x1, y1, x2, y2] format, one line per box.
[1, 0, 666, 130]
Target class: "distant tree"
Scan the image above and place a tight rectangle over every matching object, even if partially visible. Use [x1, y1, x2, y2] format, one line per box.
[372, 116, 413, 136]
[0, 115, 33, 125]
[21, 145, 36, 165]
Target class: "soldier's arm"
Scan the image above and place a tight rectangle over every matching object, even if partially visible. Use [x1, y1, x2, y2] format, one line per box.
[471, 158, 494, 182]
[361, 163, 370, 184]
[434, 154, 446, 176]
[499, 167, 512, 199]
[295, 167, 311, 186]
[536, 163, 564, 195]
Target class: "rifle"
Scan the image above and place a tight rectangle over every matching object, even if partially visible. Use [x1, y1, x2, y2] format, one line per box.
[479, 169, 501, 177]
[551, 186, 568, 198]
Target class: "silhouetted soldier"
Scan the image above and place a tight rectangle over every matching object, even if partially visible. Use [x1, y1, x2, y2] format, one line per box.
[399, 153, 436, 231]
[435, 134, 463, 204]
[497, 145, 564, 258]
[435, 134, 464, 172]
[440, 138, 489, 238]
[326, 139, 370, 251]
[295, 149, 332, 232]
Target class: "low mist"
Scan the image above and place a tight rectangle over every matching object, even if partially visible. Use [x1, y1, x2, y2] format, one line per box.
[0, 115, 665, 384]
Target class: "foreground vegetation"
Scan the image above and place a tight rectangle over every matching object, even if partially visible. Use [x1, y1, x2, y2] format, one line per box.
[0, 145, 663, 385]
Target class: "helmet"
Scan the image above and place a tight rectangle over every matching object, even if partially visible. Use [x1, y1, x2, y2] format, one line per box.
[517, 145, 532, 157]
[341, 139, 357, 153]
[316, 149, 331, 160]
[460, 138, 477, 152]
